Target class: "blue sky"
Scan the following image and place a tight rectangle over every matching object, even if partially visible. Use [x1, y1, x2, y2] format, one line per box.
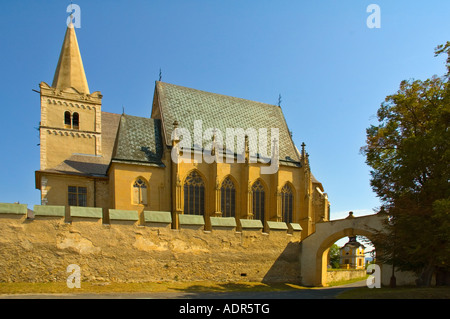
[1, 1, 449, 223]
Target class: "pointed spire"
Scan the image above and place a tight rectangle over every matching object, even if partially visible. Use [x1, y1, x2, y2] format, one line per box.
[300, 142, 310, 170]
[301, 142, 306, 159]
[52, 22, 90, 94]
[244, 134, 249, 163]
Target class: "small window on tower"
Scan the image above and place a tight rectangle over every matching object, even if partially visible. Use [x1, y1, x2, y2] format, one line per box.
[72, 112, 79, 130]
[64, 111, 71, 129]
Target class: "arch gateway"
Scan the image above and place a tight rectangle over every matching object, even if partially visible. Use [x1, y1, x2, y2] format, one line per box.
[299, 212, 417, 287]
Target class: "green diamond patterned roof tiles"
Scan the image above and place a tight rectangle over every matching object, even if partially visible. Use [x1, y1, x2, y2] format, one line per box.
[156, 81, 301, 164]
[112, 114, 164, 165]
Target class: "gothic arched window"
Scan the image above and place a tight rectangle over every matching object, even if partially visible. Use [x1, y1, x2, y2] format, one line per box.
[133, 178, 148, 205]
[184, 171, 205, 215]
[252, 180, 265, 222]
[281, 183, 294, 223]
[220, 177, 236, 217]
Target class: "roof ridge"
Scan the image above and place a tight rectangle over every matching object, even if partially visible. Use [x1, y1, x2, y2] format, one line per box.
[157, 81, 280, 109]
[101, 111, 121, 116]
[121, 113, 160, 121]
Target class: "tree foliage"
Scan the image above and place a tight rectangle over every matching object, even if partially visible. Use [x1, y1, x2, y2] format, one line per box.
[329, 244, 341, 269]
[361, 42, 450, 286]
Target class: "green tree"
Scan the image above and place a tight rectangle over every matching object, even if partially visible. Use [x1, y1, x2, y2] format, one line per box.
[361, 42, 450, 286]
[329, 244, 341, 269]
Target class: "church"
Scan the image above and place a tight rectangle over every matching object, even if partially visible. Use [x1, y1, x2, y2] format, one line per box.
[339, 236, 366, 269]
[35, 22, 330, 237]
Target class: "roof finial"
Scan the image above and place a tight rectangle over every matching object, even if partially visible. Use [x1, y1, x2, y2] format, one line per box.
[278, 94, 282, 107]
[244, 135, 249, 163]
[68, 0, 74, 27]
[211, 129, 217, 156]
[159, 68, 162, 82]
[172, 120, 180, 147]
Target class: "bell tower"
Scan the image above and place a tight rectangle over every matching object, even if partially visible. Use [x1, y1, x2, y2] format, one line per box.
[38, 22, 103, 171]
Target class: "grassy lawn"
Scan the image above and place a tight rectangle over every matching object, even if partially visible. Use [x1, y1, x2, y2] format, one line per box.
[338, 286, 450, 299]
[0, 281, 308, 295]
[327, 275, 369, 287]
[2, 280, 448, 298]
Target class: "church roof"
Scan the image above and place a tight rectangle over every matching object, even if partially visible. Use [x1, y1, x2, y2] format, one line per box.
[39, 81, 305, 178]
[111, 114, 164, 166]
[155, 81, 301, 164]
[341, 237, 365, 250]
[52, 23, 90, 94]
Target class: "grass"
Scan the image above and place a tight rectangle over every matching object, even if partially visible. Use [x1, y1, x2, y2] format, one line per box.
[338, 286, 450, 299]
[326, 275, 369, 287]
[0, 281, 307, 296]
[2, 280, 448, 299]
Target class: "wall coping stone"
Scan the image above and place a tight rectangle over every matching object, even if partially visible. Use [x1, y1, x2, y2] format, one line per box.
[179, 214, 205, 226]
[144, 211, 172, 224]
[70, 206, 102, 219]
[210, 217, 237, 228]
[109, 209, 139, 221]
[0, 203, 27, 215]
[33, 205, 65, 217]
[239, 219, 263, 229]
[266, 221, 288, 230]
[288, 223, 302, 231]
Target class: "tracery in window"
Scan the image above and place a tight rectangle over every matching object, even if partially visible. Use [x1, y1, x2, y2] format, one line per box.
[252, 180, 265, 222]
[220, 177, 236, 217]
[133, 178, 148, 205]
[281, 183, 294, 223]
[183, 171, 205, 215]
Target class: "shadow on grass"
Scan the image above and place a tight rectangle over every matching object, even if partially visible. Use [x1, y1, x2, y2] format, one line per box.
[337, 286, 450, 299]
[167, 282, 306, 294]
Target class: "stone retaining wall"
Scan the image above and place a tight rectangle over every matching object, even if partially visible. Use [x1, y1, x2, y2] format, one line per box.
[0, 203, 302, 284]
[327, 269, 367, 284]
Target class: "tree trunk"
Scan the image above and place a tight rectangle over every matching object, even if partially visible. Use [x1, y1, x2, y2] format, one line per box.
[416, 263, 435, 287]
[436, 268, 450, 286]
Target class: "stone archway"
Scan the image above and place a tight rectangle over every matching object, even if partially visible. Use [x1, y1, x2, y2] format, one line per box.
[300, 213, 386, 287]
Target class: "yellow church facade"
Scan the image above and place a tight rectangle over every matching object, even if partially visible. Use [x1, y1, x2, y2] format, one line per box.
[35, 23, 330, 238]
[339, 236, 366, 269]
